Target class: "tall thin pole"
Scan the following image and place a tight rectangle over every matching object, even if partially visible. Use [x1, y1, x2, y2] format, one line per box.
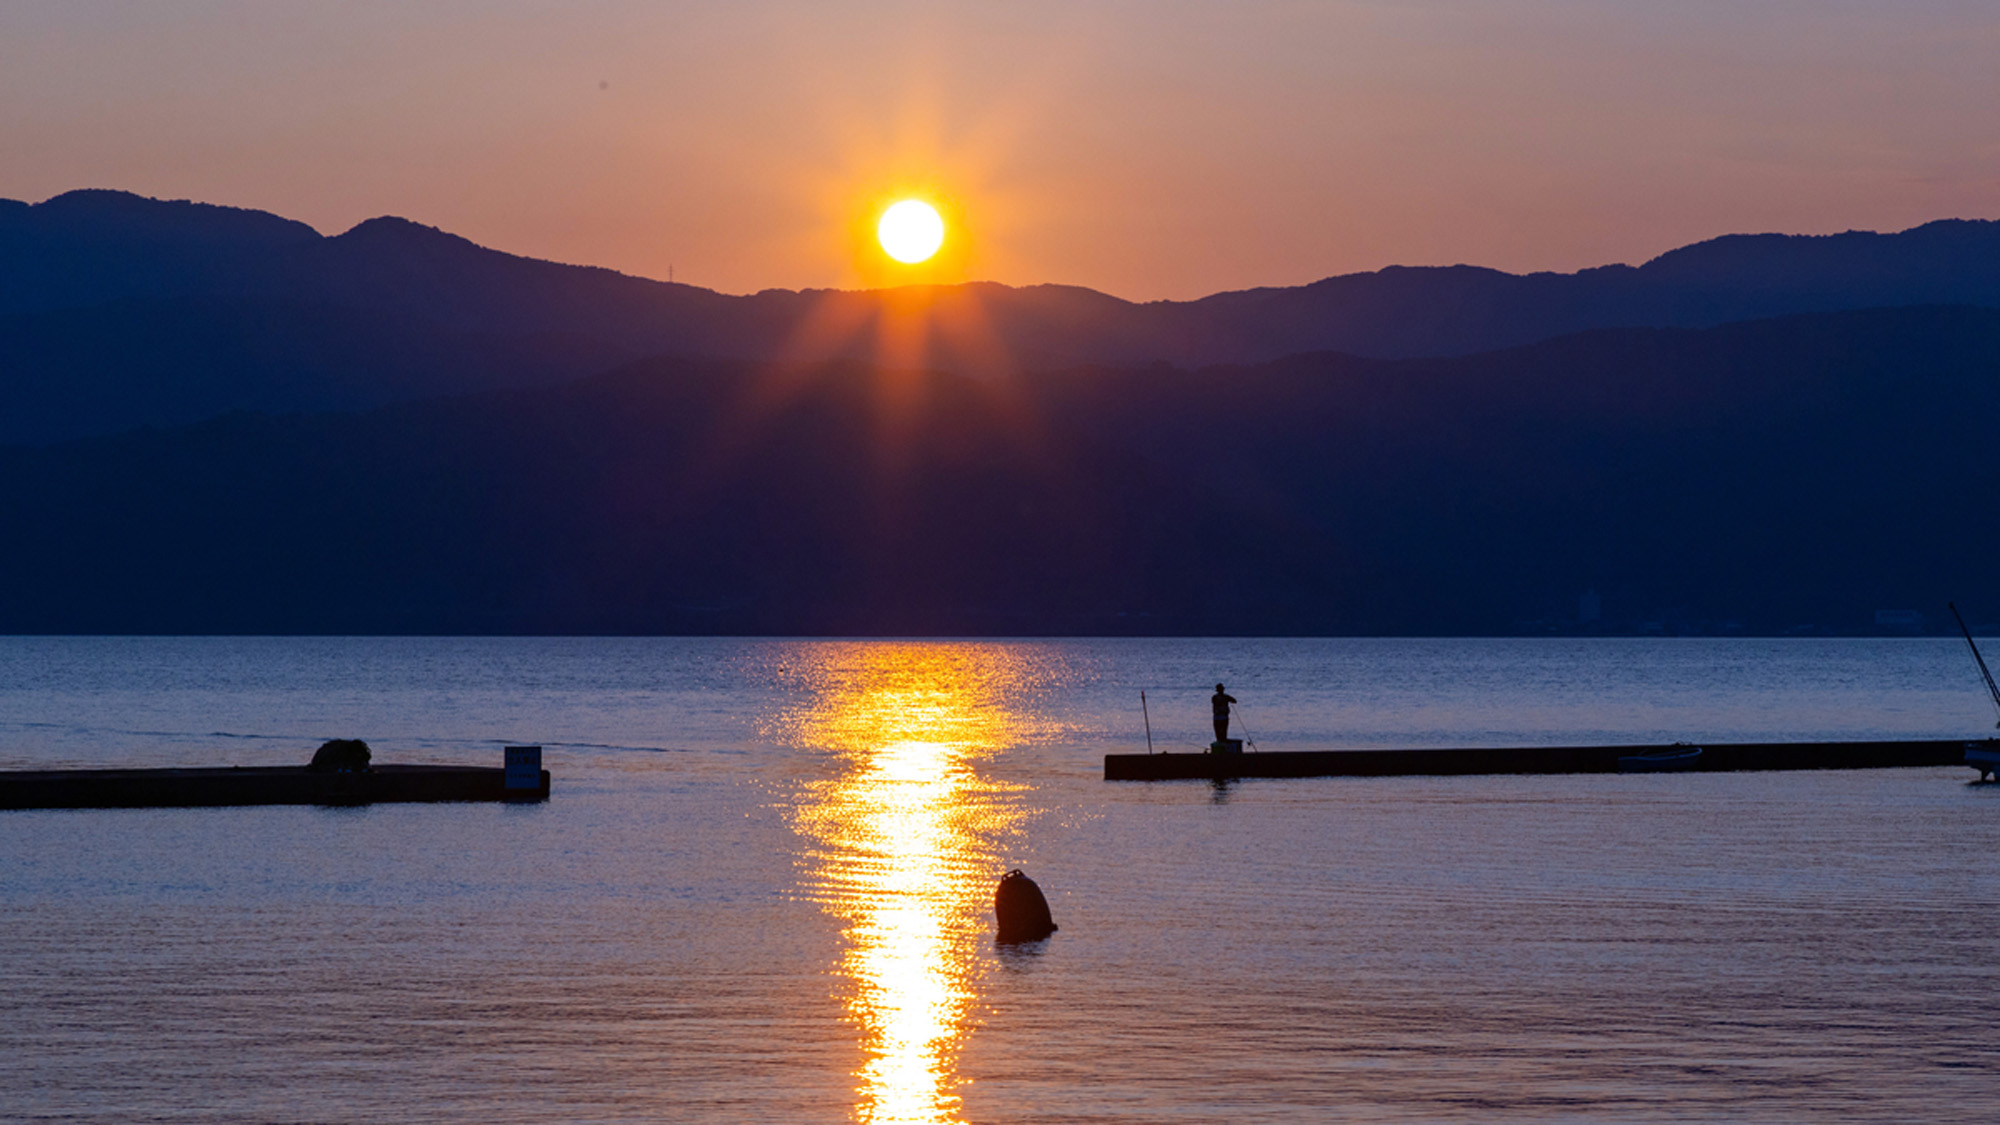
[1141, 691, 1155, 754]
[1950, 602, 2000, 727]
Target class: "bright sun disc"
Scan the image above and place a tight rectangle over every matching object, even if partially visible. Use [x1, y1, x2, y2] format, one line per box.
[878, 200, 945, 264]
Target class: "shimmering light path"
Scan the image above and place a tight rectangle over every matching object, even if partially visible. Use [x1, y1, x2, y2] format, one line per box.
[781, 644, 1045, 1123]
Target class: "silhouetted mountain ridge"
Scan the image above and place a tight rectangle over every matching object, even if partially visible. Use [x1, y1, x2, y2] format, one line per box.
[5, 189, 2000, 444]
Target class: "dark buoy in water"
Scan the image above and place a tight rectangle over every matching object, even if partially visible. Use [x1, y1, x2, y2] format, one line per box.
[995, 869, 1058, 944]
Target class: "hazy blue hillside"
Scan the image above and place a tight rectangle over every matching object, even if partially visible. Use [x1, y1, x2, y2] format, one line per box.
[3, 305, 1994, 636]
[5, 190, 2000, 444]
[0, 298, 633, 443]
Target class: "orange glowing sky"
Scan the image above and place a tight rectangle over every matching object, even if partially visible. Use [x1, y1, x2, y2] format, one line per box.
[3, 2, 1997, 301]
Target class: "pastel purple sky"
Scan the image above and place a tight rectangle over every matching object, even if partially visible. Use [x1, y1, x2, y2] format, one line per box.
[3, 1, 1997, 300]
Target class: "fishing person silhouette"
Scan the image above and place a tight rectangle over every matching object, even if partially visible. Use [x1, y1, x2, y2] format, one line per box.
[1211, 683, 1238, 749]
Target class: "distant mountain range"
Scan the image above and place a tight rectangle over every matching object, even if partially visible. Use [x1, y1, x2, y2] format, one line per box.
[5, 304, 1996, 635]
[6, 189, 2000, 445]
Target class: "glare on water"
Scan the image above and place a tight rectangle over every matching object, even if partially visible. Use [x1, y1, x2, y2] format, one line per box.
[781, 644, 1039, 1123]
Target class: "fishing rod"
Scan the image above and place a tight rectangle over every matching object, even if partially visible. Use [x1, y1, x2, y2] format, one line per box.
[1231, 702, 1257, 751]
[1136, 684, 1258, 750]
[1949, 601, 2000, 728]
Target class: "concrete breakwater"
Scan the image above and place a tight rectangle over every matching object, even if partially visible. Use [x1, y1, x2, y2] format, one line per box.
[1105, 738, 1988, 781]
[0, 762, 550, 809]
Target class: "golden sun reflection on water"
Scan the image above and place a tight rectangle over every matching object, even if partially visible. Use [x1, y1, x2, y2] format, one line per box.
[781, 644, 1050, 1124]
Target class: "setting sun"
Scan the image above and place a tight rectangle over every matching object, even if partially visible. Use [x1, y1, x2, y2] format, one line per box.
[878, 200, 945, 264]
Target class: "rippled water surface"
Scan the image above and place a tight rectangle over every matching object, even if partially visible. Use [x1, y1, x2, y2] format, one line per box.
[2, 637, 1997, 1122]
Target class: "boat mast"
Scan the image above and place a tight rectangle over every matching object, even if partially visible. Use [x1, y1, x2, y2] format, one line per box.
[1948, 602, 2000, 728]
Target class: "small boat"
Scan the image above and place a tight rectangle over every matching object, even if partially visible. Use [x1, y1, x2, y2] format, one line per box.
[1951, 604, 2000, 781]
[1618, 746, 1703, 773]
[1967, 743, 2000, 782]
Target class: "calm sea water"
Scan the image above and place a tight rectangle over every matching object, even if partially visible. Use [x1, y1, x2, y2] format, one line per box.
[2, 637, 1996, 1122]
